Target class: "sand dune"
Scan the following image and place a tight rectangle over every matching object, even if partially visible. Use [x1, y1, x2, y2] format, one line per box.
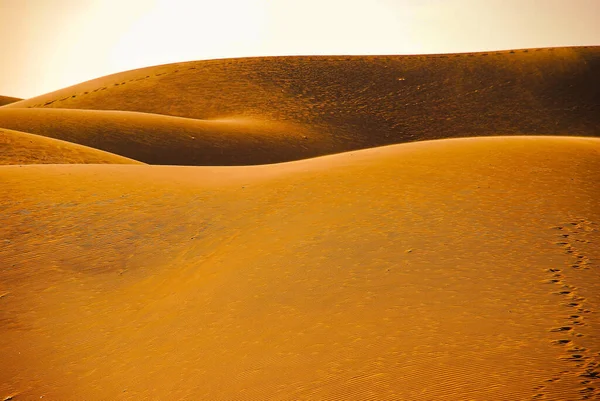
[0, 127, 143, 165]
[1, 136, 599, 400]
[2, 46, 599, 399]
[0, 95, 21, 106]
[2, 47, 598, 162]
[0, 108, 336, 165]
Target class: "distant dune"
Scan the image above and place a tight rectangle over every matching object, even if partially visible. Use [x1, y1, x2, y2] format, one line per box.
[0, 127, 143, 165]
[0, 108, 332, 165]
[0, 95, 22, 106]
[1, 47, 598, 165]
[1, 136, 599, 400]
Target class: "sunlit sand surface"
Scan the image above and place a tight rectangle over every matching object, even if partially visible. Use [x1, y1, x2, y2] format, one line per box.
[1, 47, 599, 400]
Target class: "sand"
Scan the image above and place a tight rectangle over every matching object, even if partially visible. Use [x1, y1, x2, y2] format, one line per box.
[0, 95, 21, 106]
[1, 47, 599, 400]
[1, 47, 598, 166]
[0, 128, 142, 165]
[1, 136, 599, 400]
[0, 108, 328, 165]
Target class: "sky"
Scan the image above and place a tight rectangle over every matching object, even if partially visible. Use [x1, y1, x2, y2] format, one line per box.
[0, 0, 598, 99]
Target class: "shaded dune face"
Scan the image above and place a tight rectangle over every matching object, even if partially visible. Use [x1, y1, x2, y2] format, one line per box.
[1, 47, 598, 166]
[1, 137, 599, 400]
[0, 128, 143, 165]
[0, 95, 22, 106]
[0, 109, 331, 165]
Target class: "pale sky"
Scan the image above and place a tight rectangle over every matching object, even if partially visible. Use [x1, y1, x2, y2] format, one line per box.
[0, 0, 598, 98]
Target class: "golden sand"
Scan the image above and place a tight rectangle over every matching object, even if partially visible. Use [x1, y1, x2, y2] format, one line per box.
[1, 47, 599, 399]
[0, 95, 21, 107]
[1, 47, 598, 166]
[1, 136, 598, 399]
[0, 128, 142, 165]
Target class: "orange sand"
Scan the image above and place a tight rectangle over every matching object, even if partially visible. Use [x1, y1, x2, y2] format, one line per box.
[1, 136, 599, 400]
[0, 95, 21, 106]
[0, 128, 142, 165]
[1, 47, 598, 166]
[1, 46, 599, 399]
[0, 108, 326, 165]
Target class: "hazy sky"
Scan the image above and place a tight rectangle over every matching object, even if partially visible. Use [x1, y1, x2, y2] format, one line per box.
[1, 0, 598, 98]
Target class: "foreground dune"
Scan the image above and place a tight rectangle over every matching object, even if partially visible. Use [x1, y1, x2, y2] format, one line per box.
[1, 47, 598, 166]
[0, 128, 143, 165]
[1, 136, 598, 400]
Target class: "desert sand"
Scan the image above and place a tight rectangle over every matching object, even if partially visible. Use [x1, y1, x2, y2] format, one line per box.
[0, 96, 21, 107]
[1, 46, 598, 165]
[0, 128, 142, 165]
[1, 48, 599, 400]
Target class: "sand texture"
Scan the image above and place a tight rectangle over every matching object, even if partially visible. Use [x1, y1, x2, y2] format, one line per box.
[0, 128, 143, 165]
[1, 48, 600, 400]
[1, 47, 598, 165]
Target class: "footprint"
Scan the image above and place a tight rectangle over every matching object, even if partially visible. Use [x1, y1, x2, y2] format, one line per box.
[552, 339, 571, 345]
[580, 370, 599, 379]
[563, 354, 586, 361]
[551, 326, 573, 332]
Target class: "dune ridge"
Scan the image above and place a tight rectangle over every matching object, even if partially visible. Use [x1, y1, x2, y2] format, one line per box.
[1, 46, 598, 165]
[1, 136, 599, 400]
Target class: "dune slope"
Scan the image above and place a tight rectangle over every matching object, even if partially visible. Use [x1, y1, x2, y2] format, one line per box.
[0, 95, 22, 106]
[1, 47, 598, 166]
[0, 108, 332, 165]
[0, 128, 143, 165]
[1, 136, 599, 400]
